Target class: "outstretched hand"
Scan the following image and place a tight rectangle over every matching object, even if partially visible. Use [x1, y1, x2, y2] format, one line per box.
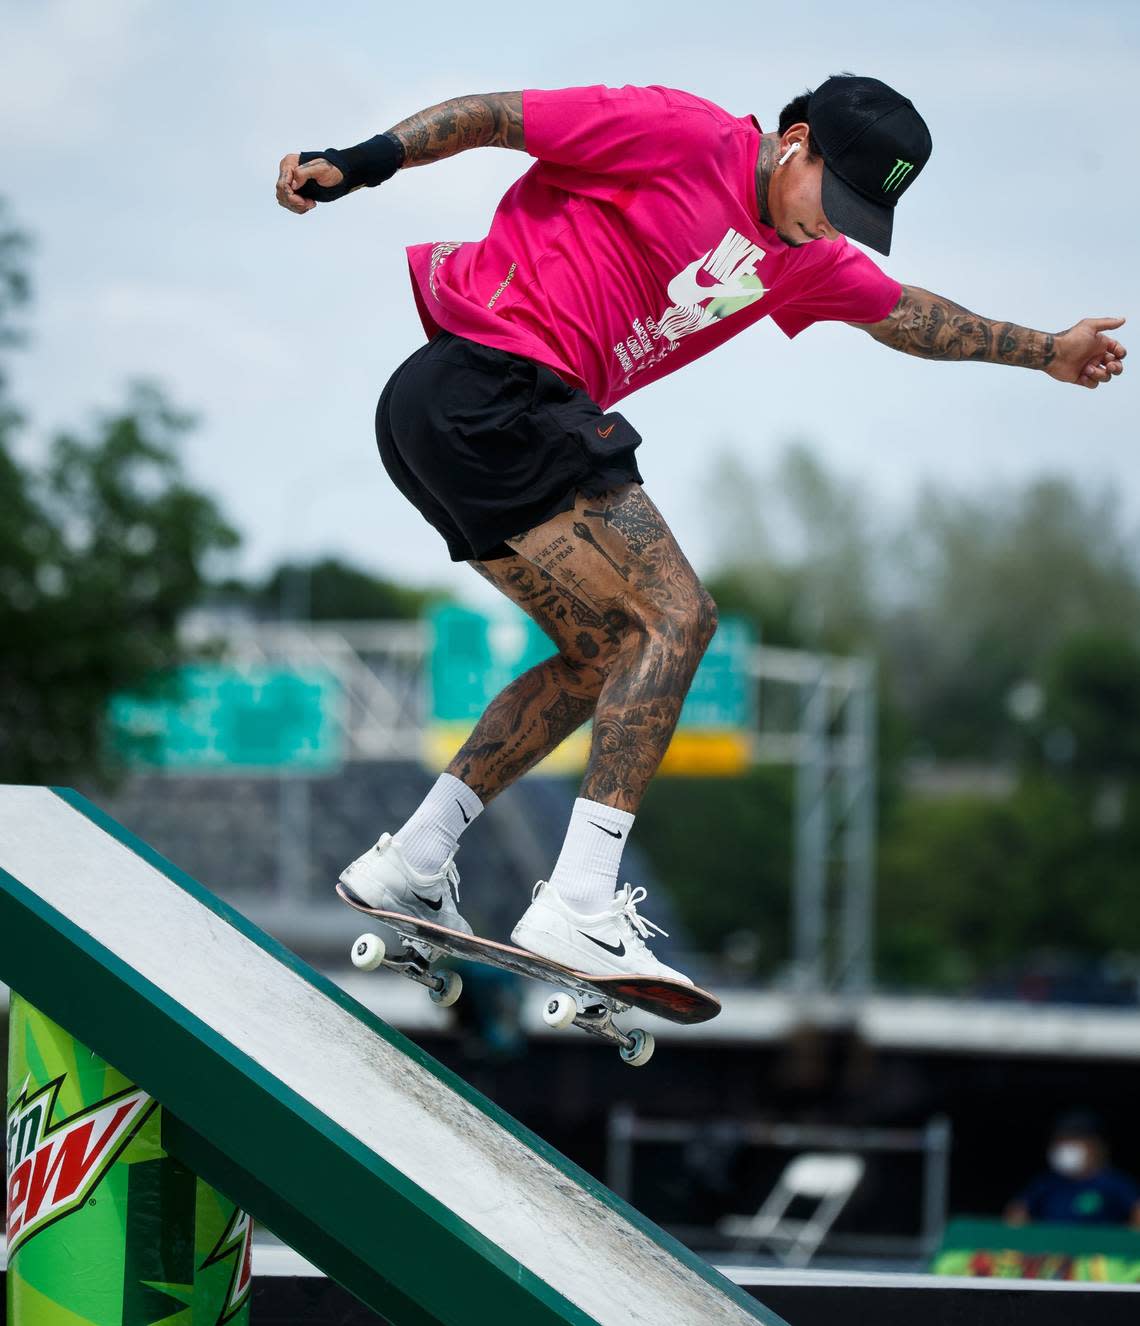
[275, 153, 344, 215]
[1047, 316, 1127, 388]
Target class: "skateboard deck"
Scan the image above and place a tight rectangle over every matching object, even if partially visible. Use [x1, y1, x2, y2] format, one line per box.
[336, 882, 720, 1026]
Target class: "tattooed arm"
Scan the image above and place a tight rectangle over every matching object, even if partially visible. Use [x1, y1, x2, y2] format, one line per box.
[277, 93, 525, 213]
[386, 92, 525, 166]
[850, 285, 1127, 388]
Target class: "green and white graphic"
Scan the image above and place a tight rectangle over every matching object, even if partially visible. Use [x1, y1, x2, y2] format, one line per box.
[5, 997, 252, 1325]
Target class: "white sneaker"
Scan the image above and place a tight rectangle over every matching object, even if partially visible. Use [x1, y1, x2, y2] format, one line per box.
[511, 882, 693, 985]
[338, 833, 473, 935]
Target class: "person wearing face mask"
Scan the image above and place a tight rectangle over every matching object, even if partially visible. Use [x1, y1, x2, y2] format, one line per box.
[1004, 1112, 1140, 1229]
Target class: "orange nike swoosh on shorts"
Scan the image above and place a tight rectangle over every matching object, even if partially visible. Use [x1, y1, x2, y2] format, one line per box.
[596, 423, 616, 438]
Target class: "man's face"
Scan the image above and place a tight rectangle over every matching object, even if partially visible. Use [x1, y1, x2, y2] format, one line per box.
[768, 126, 841, 248]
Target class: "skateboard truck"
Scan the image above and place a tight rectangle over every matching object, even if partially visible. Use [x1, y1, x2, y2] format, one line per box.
[338, 885, 718, 1066]
[541, 993, 654, 1066]
[352, 933, 463, 1008]
[351, 931, 655, 1065]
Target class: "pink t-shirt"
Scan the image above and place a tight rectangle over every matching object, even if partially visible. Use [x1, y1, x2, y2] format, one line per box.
[406, 84, 901, 410]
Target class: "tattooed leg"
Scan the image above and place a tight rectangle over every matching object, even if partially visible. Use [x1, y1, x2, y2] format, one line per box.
[507, 485, 718, 813]
[444, 555, 627, 803]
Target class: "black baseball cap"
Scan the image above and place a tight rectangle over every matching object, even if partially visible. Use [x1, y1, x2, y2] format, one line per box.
[808, 75, 932, 257]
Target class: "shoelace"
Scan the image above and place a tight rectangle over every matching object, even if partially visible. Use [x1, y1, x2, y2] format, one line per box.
[445, 859, 461, 903]
[616, 885, 668, 942]
[378, 836, 461, 904]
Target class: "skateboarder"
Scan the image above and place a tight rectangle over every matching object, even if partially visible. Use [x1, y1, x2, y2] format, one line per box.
[276, 78, 1126, 984]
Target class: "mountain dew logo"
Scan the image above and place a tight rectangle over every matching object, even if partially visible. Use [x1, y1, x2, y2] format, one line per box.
[883, 158, 915, 192]
[202, 1205, 254, 1320]
[5, 1075, 155, 1253]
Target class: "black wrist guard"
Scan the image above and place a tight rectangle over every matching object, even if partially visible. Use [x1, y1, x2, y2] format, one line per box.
[296, 133, 405, 202]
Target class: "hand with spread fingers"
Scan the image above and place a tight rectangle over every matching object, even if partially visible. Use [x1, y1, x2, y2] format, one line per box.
[1047, 316, 1127, 389]
[275, 153, 343, 215]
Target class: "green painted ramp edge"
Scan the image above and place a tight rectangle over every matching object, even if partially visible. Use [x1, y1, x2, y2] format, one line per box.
[8, 787, 786, 1325]
[0, 864, 596, 1326]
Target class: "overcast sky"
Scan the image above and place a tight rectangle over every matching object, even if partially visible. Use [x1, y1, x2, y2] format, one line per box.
[3, 0, 1137, 604]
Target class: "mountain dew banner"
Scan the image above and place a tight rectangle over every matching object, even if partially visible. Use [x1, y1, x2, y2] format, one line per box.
[932, 1217, 1140, 1284]
[426, 605, 756, 775]
[6, 996, 252, 1324]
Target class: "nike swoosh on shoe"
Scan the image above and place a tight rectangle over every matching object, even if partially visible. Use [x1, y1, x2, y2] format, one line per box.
[412, 890, 443, 912]
[580, 931, 625, 957]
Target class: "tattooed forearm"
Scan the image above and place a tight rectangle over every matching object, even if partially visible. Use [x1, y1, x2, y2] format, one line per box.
[860, 285, 1057, 369]
[386, 92, 525, 167]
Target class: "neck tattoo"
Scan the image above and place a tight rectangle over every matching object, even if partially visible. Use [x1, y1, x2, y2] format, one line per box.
[755, 134, 778, 228]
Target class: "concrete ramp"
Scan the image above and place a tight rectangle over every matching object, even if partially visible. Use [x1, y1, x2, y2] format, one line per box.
[0, 786, 786, 1326]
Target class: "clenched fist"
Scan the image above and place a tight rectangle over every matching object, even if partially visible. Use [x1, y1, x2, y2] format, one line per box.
[275, 153, 344, 215]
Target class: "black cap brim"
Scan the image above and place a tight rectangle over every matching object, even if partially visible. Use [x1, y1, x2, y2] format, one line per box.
[822, 164, 894, 256]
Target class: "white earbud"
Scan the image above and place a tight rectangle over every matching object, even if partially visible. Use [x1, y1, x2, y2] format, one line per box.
[778, 142, 801, 166]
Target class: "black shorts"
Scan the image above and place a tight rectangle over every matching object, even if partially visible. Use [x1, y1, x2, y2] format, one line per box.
[375, 331, 643, 561]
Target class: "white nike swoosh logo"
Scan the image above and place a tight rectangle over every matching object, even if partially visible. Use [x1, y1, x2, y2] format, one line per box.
[666, 255, 759, 309]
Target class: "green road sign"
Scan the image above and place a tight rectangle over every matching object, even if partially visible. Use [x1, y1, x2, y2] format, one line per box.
[110, 666, 344, 773]
[429, 605, 755, 729]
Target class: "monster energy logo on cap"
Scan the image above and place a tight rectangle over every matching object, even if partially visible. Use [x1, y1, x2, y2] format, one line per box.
[883, 158, 915, 192]
[808, 74, 933, 257]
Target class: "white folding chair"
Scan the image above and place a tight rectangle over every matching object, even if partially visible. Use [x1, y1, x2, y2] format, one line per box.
[717, 1152, 865, 1267]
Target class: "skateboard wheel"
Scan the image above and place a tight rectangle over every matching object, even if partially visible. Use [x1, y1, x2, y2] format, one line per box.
[430, 969, 463, 1008]
[351, 933, 386, 971]
[620, 1029, 655, 1067]
[543, 992, 578, 1030]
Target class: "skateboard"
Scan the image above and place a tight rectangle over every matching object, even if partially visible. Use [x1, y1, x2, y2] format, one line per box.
[337, 882, 720, 1067]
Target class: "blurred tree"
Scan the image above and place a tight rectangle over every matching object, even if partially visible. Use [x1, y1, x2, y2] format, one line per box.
[1041, 631, 1140, 781]
[886, 479, 1140, 758]
[217, 556, 447, 621]
[636, 767, 794, 978]
[702, 442, 881, 653]
[696, 441, 1140, 991]
[877, 775, 1140, 991]
[1, 383, 240, 784]
[702, 444, 1140, 761]
[0, 199, 240, 785]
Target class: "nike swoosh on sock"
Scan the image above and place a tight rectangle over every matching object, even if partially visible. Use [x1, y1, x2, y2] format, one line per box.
[589, 821, 623, 840]
[456, 798, 471, 825]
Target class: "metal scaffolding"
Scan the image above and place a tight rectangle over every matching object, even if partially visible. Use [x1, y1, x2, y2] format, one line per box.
[750, 648, 878, 999]
[178, 614, 877, 988]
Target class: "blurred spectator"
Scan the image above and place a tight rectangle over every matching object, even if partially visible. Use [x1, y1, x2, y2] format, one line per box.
[1005, 1111, 1140, 1228]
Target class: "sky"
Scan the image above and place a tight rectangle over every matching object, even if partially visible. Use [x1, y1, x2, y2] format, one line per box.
[3, 0, 1137, 606]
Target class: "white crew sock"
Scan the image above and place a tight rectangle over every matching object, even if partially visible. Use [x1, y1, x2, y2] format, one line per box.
[547, 797, 636, 913]
[394, 773, 483, 874]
